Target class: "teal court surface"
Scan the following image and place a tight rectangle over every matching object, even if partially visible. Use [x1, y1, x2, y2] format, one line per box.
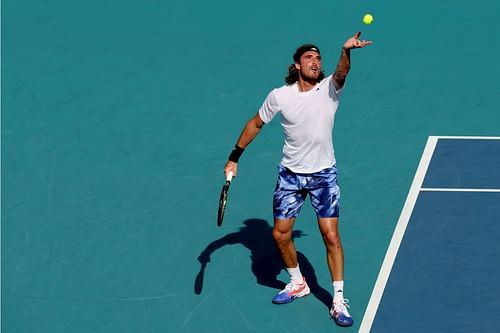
[2, 1, 500, 332]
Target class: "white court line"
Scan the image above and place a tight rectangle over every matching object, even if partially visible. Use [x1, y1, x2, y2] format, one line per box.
[358, 136, 439, 333]
[421, 188, 500, 193]
[432, 136, 500, 140]
[359, 135, 500, 332]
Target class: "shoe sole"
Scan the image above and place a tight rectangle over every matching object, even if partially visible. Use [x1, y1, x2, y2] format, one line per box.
[332, 318, 353, 327]
[330, 310, 353, 327]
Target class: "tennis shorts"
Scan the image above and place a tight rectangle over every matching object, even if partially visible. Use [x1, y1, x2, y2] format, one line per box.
[273, 164, 340, 219]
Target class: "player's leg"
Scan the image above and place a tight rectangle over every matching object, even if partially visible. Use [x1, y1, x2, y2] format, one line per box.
[317, 217, 352, 326]
[309, 166, 353, 326]
[308, 167, 344, 282]
[272, 164, 305, 270]
[273, 217, 298, 268]
[271, 165, 309, 304]
[271, 217, 310, 304]
[317, 217, 344, 282]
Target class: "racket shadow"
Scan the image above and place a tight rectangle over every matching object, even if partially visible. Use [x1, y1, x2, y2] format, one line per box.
[194, 218, 332, 309]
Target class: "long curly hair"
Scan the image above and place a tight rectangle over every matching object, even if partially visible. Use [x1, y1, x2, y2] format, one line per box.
[285, 64, 325, 85]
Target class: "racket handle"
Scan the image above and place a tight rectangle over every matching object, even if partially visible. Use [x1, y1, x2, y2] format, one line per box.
[226, 171, 234, 182]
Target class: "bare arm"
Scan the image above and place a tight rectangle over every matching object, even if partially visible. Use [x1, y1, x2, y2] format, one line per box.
[235, 112, 265, 148]
[333, 31, 373, 90]
[224, 112, 265, 178]
[332, 48, 351, 90]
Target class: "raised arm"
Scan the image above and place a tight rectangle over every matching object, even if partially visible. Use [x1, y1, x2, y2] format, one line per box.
[224, 112, 265, 178]
[332, 31, 373, 90]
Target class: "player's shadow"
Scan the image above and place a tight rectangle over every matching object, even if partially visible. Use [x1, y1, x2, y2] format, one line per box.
[194, 218, 333, 308]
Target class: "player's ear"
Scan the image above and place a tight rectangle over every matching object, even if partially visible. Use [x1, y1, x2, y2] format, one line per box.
[294, 63, 300, 70]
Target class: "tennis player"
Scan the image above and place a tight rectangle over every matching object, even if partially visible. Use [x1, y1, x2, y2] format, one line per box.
[223, 32, 372, 327]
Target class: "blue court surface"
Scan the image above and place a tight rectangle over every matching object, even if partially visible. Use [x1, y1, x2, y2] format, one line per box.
[361, 137, 500, 332]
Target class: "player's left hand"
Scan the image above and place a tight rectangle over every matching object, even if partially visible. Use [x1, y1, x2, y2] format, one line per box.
[343, 31, 373, 49]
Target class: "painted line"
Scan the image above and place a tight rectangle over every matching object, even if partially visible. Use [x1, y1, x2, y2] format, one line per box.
[421, 188, 500, 193]
[358, 136, 439, 333]
[432, 136, 500, 140]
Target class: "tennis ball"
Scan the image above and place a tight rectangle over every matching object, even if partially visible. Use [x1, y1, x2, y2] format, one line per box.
[363, 13, 374, 25]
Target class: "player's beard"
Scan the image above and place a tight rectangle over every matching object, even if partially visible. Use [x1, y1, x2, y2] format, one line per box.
[300, 67, 321, 84]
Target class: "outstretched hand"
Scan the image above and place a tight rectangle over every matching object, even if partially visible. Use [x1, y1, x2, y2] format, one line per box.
[343, 31, 372, 50]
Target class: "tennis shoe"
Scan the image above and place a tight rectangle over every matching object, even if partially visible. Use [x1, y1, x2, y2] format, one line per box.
[272, 277, 310, 304]
[330, 298, 353, 327]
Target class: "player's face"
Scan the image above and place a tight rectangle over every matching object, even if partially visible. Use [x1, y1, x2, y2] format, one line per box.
[296, 51, 322, 81]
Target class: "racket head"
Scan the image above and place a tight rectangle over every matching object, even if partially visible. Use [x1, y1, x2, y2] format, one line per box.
[217, 182, 230, 226]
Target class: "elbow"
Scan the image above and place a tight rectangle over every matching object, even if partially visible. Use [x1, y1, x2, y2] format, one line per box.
[252, 114, 265, 129]
[334, 69, 347, 81]
[333, 75, 346, 89]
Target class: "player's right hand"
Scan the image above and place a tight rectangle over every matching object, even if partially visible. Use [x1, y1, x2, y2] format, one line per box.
[224, 161, 238, 179]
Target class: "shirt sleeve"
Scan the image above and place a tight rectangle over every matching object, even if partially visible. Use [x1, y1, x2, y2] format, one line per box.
[328, 74, 344, 99]
[258, 89, 279, 124]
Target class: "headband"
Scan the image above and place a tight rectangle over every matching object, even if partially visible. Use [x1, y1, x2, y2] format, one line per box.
[293, 44, 321, 62]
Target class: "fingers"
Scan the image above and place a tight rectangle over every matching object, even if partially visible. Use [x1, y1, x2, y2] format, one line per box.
[353, 32, 373, 47]
[350, 36, 373, 48]
[355, 39, 372, 48]
[224, 161, 238, 179]
[344, 32, 372, 49]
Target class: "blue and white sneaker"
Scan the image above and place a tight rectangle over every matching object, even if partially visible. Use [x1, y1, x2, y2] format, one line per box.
[272, 277, 310, 304]
[330, 299, 354, 327]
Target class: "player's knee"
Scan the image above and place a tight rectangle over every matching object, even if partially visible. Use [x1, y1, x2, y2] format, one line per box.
[323, 230, 341, 248]
[273, 228, 291, 244]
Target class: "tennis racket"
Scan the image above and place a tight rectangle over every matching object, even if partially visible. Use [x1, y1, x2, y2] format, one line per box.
[217, 171, 233, 226]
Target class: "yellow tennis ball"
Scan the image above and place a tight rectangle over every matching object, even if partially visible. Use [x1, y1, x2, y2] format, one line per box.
[363, 13, 374, 25]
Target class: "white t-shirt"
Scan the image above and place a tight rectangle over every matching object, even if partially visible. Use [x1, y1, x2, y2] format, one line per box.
[258, 75, 342, 173]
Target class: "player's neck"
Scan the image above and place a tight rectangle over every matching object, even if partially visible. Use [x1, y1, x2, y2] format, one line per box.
[297, 77, 317, 92]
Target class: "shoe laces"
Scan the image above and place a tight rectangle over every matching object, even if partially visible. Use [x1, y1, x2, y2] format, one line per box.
[284, 279, 304, 292]
[333, 299, 351, 316]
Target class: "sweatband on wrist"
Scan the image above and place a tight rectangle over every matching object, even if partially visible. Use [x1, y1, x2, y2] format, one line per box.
[228, 145, 245, 163]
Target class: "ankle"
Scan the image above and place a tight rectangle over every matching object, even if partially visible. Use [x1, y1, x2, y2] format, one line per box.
[286, 265, 303, 283]
[333, 280, 344, 301]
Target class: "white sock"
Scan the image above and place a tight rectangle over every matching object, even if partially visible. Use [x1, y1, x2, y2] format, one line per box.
[286, 265, 303, 283]
[333, 280, 344, 301]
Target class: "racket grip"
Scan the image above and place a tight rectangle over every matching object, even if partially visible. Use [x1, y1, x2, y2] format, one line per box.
[226, 171, 234, 182]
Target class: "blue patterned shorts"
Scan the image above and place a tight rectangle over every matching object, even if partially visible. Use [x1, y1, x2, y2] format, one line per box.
[273, 165, 340, 219]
